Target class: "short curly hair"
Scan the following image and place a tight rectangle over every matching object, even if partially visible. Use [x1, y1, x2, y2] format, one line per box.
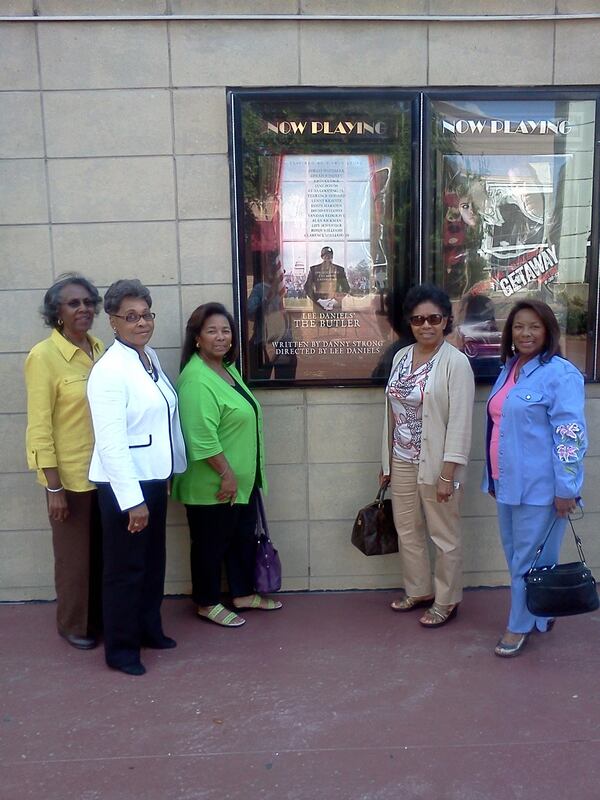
[402, 283, 453, 335]
[41, 273, 102, 329]
[103, 279, 152, 315]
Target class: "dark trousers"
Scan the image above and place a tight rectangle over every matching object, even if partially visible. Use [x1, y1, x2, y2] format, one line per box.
[186, 490, 258, 606]
[49, 489, 103, 638]
[97, 480, 168, 669]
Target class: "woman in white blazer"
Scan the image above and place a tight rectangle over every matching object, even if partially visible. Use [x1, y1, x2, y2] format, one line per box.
[381, 284, 474, 628]
[87, 279, 186, 676]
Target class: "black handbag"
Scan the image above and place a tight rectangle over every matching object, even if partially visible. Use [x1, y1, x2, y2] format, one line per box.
[524, 516, 599, 617]
[351, 486, 399, 556]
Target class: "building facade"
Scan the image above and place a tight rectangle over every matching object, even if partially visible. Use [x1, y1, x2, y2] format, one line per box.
[1, 0, 600, 600]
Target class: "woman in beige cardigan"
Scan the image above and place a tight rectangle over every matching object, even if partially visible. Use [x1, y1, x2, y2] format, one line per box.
[381, 284, 474, 627]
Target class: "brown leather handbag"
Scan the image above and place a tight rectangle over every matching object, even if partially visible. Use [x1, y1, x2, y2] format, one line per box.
[351, 486, 399, 556]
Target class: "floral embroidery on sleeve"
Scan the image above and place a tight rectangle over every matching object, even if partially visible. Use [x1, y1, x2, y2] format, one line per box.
[555, 423, 583, 473]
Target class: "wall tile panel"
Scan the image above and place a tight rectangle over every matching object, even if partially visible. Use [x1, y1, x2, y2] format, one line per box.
[44, 90, 173, 157]
[307, 402, 382, 464]
[0, 160, 48, 225]
[309, 462, 378, 521]
[0, 530, 54, 598]
[0, 93, 44, 158]
[53, 222, 178, 285]
[179, 220, 233, 285]
[429, 21, 554, 85]
[170, 21, 299, 86]
[173, 88, 228, 155]
[300, 22, 427, 85]
[38, 21, 169, 89]
[555, 21, 600, 84]
[0, 226, 52, 290]
[0, 473, 49, 531]
[0, 23, 38, 90]
[48, 157, 176, 223]
[263, 404, 305, 465]
[0, 354, 28, 413]
[0, 290, 48, 353]
[176, 155, 230, 220]
[0, 413, 27, 473]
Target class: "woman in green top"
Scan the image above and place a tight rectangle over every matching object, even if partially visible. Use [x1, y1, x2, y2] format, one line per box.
[172, 303, 282, 627]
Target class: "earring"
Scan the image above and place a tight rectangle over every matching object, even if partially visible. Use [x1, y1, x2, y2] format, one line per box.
[112, 327, 117, 333]
[58, 318, 63, 327]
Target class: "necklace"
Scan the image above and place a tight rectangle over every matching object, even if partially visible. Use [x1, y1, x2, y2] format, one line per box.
[412, 340, 443, 371]
[61, 330, 93, 360]
[141, 354, 155, 375]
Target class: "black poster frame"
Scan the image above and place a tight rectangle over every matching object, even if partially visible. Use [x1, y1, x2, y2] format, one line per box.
[229, 86, 600, 386]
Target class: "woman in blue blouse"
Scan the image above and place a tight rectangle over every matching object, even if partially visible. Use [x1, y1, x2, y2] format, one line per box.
[483, 299, 586, 657]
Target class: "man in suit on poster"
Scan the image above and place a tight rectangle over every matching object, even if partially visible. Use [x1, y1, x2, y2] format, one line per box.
[304, 246, 350, 312]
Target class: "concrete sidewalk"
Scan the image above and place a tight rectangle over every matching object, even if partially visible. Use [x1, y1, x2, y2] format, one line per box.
[1, 589, 599, 800]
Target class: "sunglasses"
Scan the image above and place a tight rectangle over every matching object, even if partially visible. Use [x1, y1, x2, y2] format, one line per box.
[409, 314, 445, 327]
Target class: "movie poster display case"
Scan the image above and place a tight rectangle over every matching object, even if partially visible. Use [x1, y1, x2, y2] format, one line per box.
[230, 89, 600, 386]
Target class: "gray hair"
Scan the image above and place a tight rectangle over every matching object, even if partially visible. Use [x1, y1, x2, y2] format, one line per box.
[41, 273, 101, 328]
[103, 279, 152, 315]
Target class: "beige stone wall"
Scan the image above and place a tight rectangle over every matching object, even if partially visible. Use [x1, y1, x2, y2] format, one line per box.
[1, 1, 600, 599]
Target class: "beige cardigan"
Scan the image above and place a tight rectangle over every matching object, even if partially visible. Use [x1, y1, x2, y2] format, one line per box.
[381, 340, 475, 485]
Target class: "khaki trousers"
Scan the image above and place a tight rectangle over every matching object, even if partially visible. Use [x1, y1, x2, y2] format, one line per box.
[390, 458, 463, 606]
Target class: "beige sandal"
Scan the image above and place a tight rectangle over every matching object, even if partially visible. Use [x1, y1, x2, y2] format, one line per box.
[419, 603, 459, 628]
[390, 594, 435, 612]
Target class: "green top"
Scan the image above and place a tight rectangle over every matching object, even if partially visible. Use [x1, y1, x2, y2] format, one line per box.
[171, 355, 266, 506]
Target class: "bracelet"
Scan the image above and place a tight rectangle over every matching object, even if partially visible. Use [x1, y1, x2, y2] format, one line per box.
[46, 485, 64, 493]
[218, 467, 229, 478]
[438, 474, 453, 483]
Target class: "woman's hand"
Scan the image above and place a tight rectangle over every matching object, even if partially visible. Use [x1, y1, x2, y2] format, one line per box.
[379, 471, 390, 489]
[554, 496, 577, 518]
[436, 477, 455, 504]
[47, 490, 69, 523]
[217, 467, 238, 504]
[128, 502, 149, 533]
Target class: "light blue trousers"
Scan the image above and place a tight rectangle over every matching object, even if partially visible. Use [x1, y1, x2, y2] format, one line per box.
[495, 488, 567, 633]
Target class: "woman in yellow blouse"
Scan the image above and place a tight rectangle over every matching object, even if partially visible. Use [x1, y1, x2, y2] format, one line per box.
[25, 274, 104, 650]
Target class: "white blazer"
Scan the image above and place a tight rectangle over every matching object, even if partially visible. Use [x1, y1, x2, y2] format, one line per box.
[87, 339, 187, 511]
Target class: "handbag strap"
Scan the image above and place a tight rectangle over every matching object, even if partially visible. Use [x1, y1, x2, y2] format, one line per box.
[376, 485, 388, 507]
[529, 515, 588, 572]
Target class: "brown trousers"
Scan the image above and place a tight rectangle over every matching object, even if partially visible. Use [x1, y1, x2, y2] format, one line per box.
[390, 458, 463, 606]
[48, 489, 103, 637]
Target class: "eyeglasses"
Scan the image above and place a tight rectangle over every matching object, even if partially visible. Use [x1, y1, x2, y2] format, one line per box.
[112, 312, 156, 324]
[409, 314, 444, 327]
[63, 298, 97, 309]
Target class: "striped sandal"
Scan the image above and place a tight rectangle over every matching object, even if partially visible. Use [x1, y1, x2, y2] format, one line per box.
[197, 603, 246, 627]
[233, 594, 283, 611]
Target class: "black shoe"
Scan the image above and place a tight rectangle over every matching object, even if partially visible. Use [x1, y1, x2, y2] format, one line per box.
[142, 635, 177, 650]
[59, 631, 97, 650]
[109, 662, 146, 676]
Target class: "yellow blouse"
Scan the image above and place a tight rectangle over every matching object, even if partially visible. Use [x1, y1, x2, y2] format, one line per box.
[25, 328, 105, 491]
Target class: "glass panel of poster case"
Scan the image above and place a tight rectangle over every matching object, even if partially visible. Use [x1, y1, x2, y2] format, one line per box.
[428, 97, 596, 379]
[232, 92, 412, 386]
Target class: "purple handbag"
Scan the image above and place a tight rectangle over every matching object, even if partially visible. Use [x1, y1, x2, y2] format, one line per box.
[254, 491, 282, 594]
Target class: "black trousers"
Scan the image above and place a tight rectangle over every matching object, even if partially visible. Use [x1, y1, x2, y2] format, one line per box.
[186, 489, 258, 606]
[97, 480, 168, 669]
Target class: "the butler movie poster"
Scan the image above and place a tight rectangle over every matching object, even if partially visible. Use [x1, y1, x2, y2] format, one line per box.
[234, 94, 411, 386]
